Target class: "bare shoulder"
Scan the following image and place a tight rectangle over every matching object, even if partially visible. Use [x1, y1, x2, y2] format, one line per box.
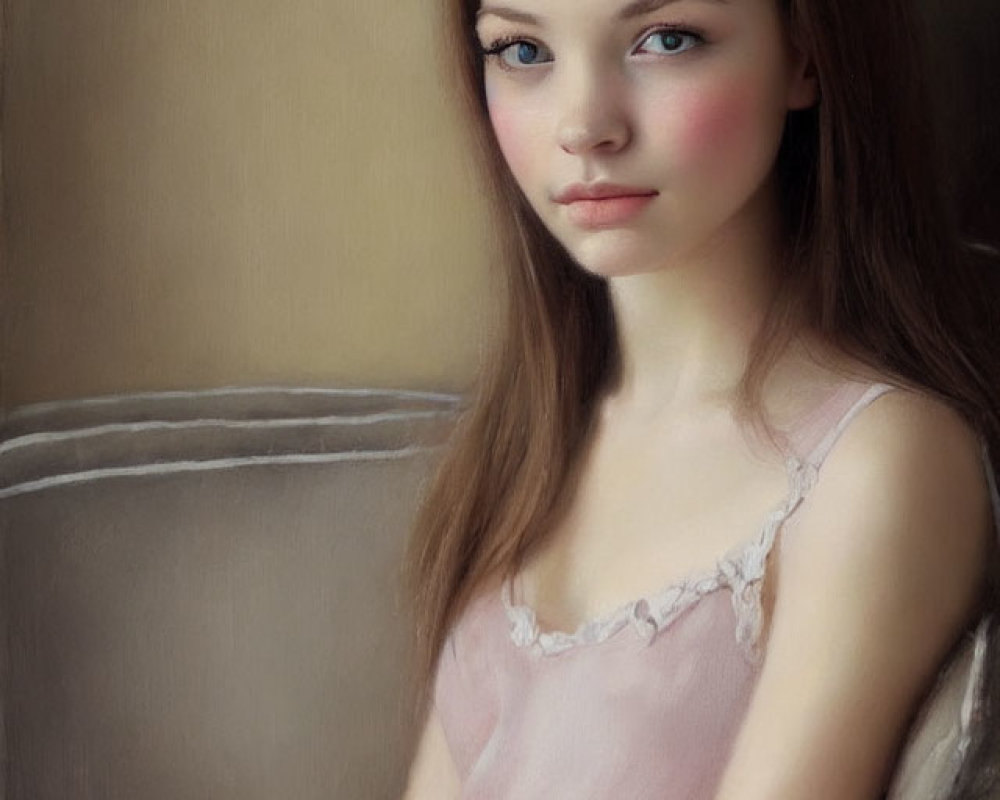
[788, 386, 992, 623]
[712, 387, 995, 798]
[818, 387, 988, 538]
[845, 385, 983, 463]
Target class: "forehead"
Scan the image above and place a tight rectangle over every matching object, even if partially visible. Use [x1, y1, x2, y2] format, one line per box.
[476, 0, 734, 25]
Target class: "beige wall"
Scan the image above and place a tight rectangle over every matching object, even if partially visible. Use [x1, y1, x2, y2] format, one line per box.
[1, 0, 493, 410]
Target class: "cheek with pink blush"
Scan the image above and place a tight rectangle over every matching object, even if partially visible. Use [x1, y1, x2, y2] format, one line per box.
[487, 95, 540, 189]
[656, 80, 765, 173]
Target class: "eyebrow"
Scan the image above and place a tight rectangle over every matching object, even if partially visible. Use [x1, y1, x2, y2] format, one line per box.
[476, 0, 727, 26]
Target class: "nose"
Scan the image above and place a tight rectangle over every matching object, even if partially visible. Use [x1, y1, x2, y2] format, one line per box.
[556, 68, 631, 156]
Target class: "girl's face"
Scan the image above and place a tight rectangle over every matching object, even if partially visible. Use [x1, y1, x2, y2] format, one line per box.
[474, 0, 816, 278]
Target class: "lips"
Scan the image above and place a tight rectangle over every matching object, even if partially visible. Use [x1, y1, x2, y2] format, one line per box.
[554, 182, 658, 204]
[554, 182, 658, 228]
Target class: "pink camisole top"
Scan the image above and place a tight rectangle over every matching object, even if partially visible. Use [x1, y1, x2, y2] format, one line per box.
[431, 381, 1000, 799]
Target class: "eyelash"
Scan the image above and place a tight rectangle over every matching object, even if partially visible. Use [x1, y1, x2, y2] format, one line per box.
[479, 25, 706, 72]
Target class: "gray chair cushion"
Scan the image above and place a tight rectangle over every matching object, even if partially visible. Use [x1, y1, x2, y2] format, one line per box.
[0, 388, 458, 800]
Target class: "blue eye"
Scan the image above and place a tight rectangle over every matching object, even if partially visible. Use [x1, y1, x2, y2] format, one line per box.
[481, 37, 553, 70]
[636, 28, 703, 56]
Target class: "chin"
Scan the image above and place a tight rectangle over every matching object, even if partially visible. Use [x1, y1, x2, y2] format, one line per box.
[574, 260, 662, 281]
[562, 233, 675, 280]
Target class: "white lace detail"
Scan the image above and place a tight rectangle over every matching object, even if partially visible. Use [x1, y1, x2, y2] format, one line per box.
[502, 569, 726, 657]
[501, 453, 824, 660]
[501, 383, 900, 660]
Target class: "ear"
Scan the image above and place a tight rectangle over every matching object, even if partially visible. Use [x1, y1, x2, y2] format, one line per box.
[786, 43, 819, 110]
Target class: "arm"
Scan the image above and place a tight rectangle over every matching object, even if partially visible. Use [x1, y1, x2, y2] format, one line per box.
[402, 707, 461, 800]
[714, 392, 993, 800]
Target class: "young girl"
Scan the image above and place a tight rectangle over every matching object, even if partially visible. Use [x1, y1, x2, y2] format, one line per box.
[402, 0, 1000, 797]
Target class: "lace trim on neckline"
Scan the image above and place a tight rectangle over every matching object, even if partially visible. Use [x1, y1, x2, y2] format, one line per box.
[501, 454, 820, 660]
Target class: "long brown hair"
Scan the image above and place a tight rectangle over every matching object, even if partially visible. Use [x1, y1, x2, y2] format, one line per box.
[401, 1, 1000, 792]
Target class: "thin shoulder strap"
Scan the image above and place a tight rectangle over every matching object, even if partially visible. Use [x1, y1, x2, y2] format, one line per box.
[802, 387, 1000, 536]
[798, 384, 1000, 548]
[802, 382, 898, 470]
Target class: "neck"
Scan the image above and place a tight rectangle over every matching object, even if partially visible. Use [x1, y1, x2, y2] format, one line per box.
[605, 189, 785, 418]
